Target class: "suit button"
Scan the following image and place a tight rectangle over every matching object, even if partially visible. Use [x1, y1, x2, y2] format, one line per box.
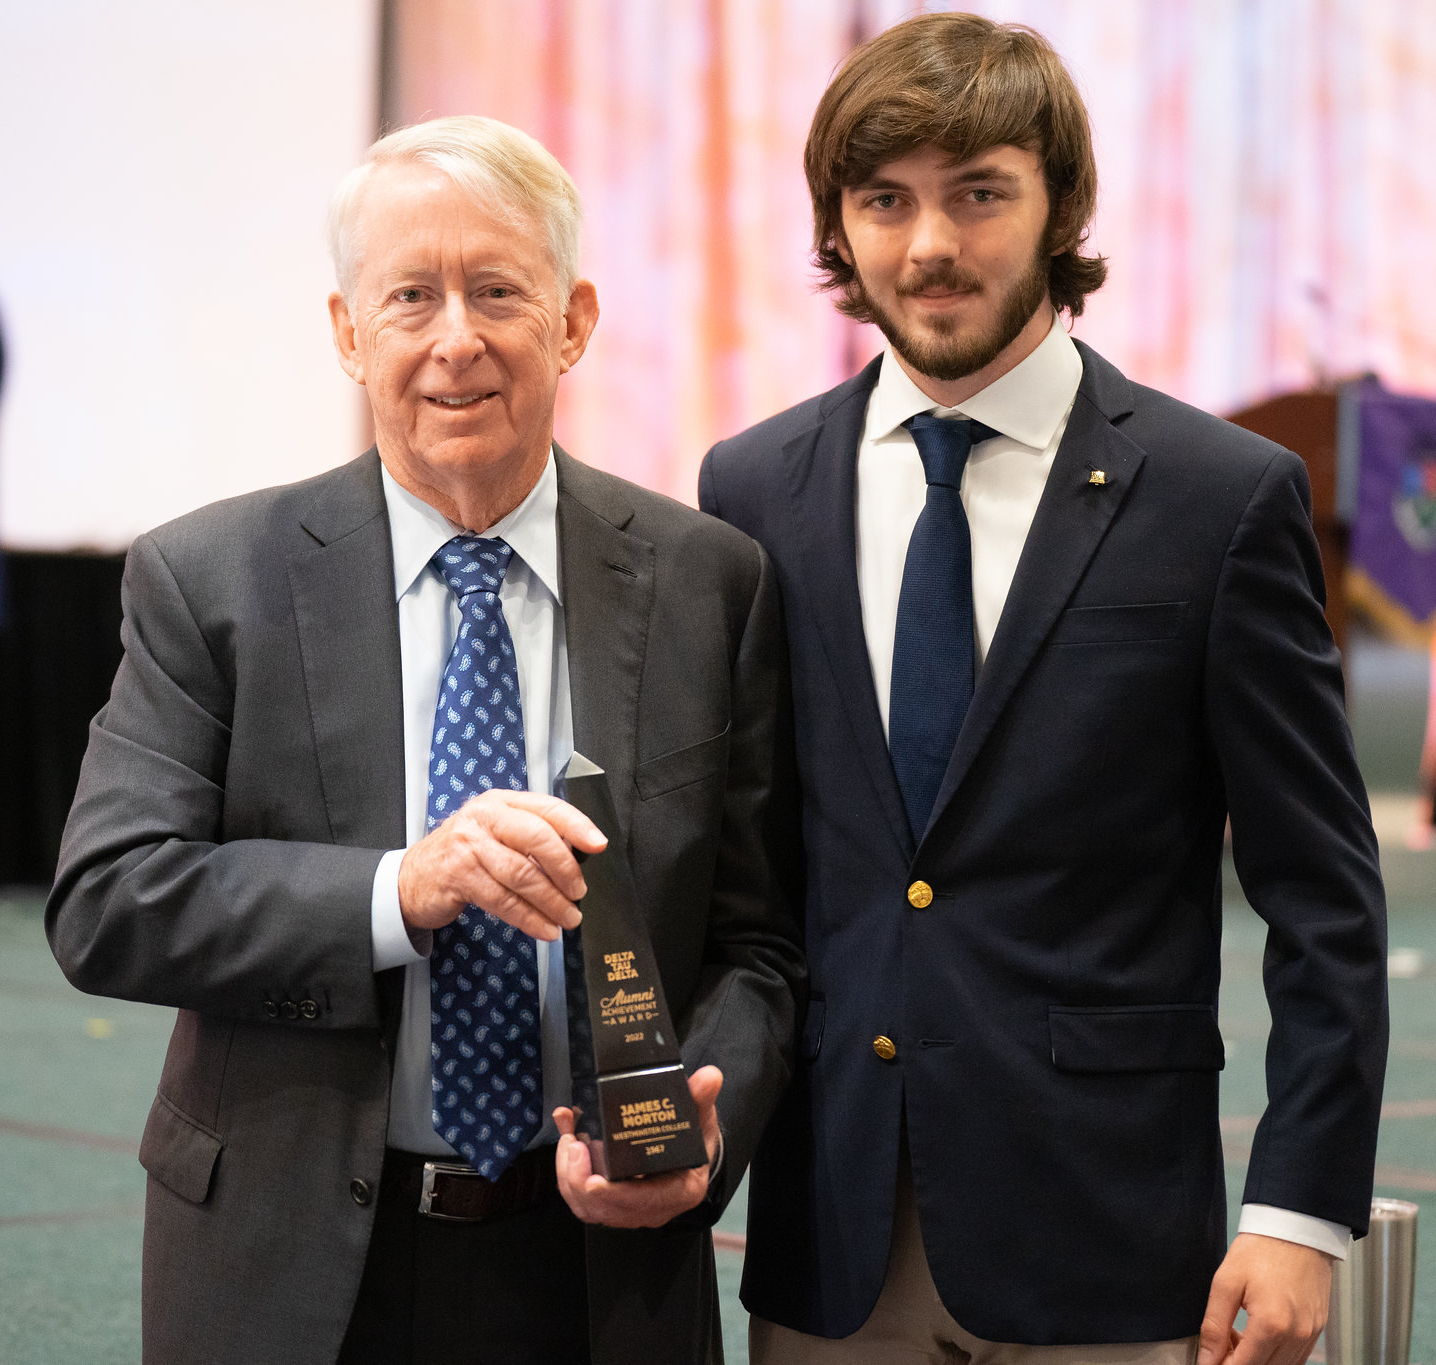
[298, 999, 319, 1020]
[907, 881, 933, 908]
[262, 1000, 279, 1019]
[872, 1035, 897, 1061]
[350, 1179, 372, 1206]
[281, 1000, 299, 1020]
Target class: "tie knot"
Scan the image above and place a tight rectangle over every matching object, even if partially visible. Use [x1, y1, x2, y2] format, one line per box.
[904, 413, 999, 488]
[431, 535, 513, 600]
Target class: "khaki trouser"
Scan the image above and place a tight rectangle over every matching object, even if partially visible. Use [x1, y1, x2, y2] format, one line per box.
[750, 1160, 1198, 1365]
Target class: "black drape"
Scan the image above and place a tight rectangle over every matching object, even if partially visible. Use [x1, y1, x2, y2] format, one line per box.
[0, 550, 126, 885]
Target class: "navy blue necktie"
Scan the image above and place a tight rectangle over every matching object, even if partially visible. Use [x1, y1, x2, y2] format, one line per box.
[426, 535, 544, 1178]
[889, 414, 998, 839]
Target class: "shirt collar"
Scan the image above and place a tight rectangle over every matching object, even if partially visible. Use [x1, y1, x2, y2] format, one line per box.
[381, 450, 562, 604]
[865, 312, 1083, 450]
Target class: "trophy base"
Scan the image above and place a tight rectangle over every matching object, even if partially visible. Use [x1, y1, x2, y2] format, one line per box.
[590, 1063, 708, 1181]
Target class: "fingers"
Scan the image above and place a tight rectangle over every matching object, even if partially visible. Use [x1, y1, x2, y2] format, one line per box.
[554, 1115, 598, 1216]
[399, 790, 607, 936]
[470, 790, 606, 904]
[501, 790, 609, 862]
[1229, 1323, 1317, 1365]
[552, 1105, 578, 1139]
[555, 1138, 710, 1229]
[1198, 1268, 1242, 1365]
[687, 1065, 724, 1164]
[1228, 1312, 1322, 1365]
[688, 1064, 723, 1108]
[552, 1074, 721, 1229]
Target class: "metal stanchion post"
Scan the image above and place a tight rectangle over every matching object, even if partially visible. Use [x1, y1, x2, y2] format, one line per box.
[1325, 1198, 1419, 1365]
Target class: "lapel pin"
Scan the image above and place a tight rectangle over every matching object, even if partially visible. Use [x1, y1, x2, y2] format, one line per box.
[1088, 469, 1108, 487]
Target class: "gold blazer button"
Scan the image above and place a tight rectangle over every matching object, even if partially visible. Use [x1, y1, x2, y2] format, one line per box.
[907, 880, 934, 908]
[872, 1035, 897, 1061]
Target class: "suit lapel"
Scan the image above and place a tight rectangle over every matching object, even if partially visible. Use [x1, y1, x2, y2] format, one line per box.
[553, 448, 652, 848]
[289, 450, 407, 851]
[784, 358, 915, 858]
[925, 346, 1146, 827]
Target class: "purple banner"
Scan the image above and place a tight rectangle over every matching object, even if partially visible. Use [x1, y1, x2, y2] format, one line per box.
[1349, 377, 1436, 634]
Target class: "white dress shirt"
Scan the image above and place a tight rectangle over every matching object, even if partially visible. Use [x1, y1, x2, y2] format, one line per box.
[370, 452, 574, 1155]
[857, 316, 1348, 1259]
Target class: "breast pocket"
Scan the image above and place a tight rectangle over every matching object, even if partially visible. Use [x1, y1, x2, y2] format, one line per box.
[635, 724, 730, 800]
[1049, 601, 1189, 646]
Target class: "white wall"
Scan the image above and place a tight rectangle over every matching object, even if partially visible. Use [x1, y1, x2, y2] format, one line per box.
[0, 0, 379, 551]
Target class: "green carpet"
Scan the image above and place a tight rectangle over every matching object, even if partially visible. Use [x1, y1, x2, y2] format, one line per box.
[2, 638, 1432, 1362]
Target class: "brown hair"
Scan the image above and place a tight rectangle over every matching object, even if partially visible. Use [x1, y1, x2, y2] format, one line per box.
[805, 12, 1107, 318]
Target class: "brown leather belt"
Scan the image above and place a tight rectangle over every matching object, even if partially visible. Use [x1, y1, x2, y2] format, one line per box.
[383, 1146, 558, 1223]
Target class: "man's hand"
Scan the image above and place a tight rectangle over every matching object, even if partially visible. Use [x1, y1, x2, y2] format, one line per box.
[397, 790, 607, 938]
[1198, 1233, 1334, 1365]
[552, 1065, 723, 1228]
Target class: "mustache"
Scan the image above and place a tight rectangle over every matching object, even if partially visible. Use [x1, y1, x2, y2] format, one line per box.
[894, 266, 983, 297]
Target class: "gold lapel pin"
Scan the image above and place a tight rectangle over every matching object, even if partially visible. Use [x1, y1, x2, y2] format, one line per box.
[1088, 469, 1108, 486]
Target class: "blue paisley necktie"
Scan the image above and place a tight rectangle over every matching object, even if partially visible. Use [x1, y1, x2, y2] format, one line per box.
[426, 534, 543, 1178]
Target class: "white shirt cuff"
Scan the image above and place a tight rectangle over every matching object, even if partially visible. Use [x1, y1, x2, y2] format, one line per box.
[1238, 1203, 1350, 1260]
[371, 848, 431, 970]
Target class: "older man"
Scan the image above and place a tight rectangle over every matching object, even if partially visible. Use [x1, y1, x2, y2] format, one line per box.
[48, 116, 801, 1364]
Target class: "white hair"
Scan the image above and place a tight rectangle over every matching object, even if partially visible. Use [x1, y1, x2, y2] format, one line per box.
[328, 115, 583, 302]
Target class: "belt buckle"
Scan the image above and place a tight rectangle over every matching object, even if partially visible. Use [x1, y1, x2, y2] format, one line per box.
[418, 1160, 478, 1221]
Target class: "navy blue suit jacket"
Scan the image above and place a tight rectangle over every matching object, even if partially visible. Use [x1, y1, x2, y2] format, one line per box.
[699, 343, 1387, 1344]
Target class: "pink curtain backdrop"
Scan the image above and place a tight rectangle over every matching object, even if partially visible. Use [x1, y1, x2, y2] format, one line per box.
[386, 0, 1436, 504]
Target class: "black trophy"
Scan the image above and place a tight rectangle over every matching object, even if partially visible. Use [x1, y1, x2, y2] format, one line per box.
[558, 753, 708, 1180]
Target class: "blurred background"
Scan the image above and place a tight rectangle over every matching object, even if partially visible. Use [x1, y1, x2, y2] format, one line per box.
[1, 1, 1434, 1360]
[4, 0, 1436, 535]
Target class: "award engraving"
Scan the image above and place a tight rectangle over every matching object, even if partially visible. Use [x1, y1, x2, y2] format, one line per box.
[558, 753, 708, 1180]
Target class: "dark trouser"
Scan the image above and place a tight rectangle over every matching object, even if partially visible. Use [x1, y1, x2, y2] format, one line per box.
[339, 1148, 589, 1365]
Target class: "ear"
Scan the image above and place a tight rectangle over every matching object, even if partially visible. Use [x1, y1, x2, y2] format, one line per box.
[558, 280, 599, 374]
[833, 229, 854, 268]
[328, 292, 365, 385]
[1044, 192, 1073, 258]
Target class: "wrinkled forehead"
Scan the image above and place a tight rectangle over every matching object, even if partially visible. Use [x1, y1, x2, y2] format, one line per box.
[345, 162, 552, 286]
[355, 161, 532, 236]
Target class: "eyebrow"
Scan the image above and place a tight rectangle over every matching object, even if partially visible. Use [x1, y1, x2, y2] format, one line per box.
[376, 264, 537, 285]
[849, 164, 1025, 193]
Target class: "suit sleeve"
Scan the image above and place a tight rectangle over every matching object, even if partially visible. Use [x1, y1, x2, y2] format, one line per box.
[676, 537, 805, 1218]
[45, 531, 386, 1029]
[696, 444, 723, 520]
[1204, 450, 1388, 1236]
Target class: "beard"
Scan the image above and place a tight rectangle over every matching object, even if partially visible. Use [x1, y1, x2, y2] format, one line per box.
[854, 247, 1050, 383]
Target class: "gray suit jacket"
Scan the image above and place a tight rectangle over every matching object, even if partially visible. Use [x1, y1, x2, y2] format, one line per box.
[48, 448, 802, 1363]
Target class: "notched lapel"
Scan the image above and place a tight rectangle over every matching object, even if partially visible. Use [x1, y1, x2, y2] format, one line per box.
[926, 390, 1147, 828]
[783, 371, 914, 858]
[555, 454, 652, 848]
[290, 454, 406, 851]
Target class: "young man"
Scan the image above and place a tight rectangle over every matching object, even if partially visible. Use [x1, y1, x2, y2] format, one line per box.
[701, 14, 1387, 1365]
